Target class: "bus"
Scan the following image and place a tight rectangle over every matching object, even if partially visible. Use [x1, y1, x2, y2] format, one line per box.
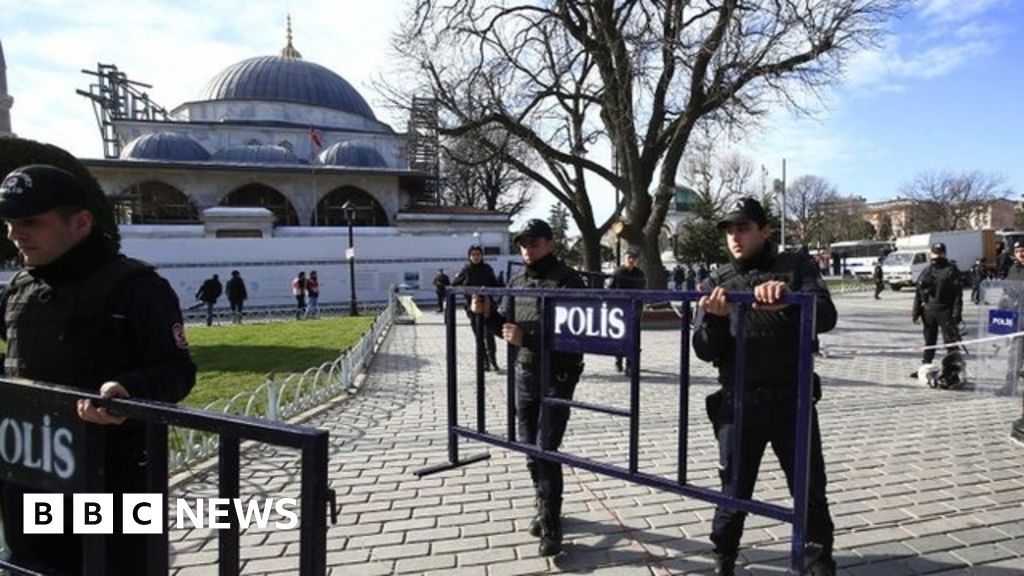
[828, 240, 894, 278]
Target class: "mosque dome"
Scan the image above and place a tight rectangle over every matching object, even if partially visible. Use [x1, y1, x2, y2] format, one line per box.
[199, 56, 375, 119]
[121, 132, 211, 161]
[212, 144, 303, 165]
[318, 142, 388, 168]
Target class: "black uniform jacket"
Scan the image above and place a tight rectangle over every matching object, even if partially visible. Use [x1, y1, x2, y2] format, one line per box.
[912, 258, 963, 321]
[693, 243, 837, 390]
[608, 266, 646, 290]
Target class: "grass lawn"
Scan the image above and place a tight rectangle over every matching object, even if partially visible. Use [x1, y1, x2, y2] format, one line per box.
[183, 316, 376, 409]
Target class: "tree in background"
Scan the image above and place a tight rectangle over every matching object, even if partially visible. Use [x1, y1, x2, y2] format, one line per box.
[389, 0, 903, 287]
[786, 175, 838, 247]
[902, 171, 1007, 232]
[440, 129, 533, 218]
[548, 203, 572, 262]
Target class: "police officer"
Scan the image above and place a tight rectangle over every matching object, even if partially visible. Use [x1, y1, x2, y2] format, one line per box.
[693, 198, 837, 576]
[608, 248, 645, 374]
[872, 258, 885, 299]
[0, 164, 196, 574]
[1007, 242, 1024, 281]
[1000, 242, 1024, 394]
[471, 218, 585, 557]
[453, 244, 502, 371]
[912, 242, 963, 372]
[970, 257, 987, 304]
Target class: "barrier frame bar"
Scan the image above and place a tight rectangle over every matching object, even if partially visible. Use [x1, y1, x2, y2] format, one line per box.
[419, 286, 818, 573]
[0, 379, 332, 576]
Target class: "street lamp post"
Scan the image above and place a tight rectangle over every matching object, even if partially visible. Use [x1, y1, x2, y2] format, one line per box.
[342, 200, 358, 316]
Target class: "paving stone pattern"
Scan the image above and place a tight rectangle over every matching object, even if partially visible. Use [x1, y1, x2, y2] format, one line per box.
[169, 290, 1024, 575]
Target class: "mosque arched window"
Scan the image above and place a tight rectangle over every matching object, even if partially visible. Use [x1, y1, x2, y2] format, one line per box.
[220, 183, 299, 226]
[246, 138, 263, 146]
[114, 181, 199, 224]
[278, 140, 294, 152]
[314, 186, 388, 227]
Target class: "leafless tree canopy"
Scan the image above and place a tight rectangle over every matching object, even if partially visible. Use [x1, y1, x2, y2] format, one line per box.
[388, 0, 903, 282]
[901, 171, 1008, 232]
[786, 174, 837, 246]
[440, 130, 534, 217]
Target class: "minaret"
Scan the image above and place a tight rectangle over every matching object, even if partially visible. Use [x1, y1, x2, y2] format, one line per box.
[0, 38, 13, 137]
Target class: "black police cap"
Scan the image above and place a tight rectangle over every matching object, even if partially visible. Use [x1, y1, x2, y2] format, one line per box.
[0, 165, 90, 219]
[717, 197, 768, 229]
[930, 242, 947, 254]
[514, 219, 554, 244]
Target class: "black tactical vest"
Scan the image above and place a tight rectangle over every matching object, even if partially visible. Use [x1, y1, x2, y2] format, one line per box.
[508, 260, 583, 367]
[4, 257, 156, 389]
[710, 251, 810, 388]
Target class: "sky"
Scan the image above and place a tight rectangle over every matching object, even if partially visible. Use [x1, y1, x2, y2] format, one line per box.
[1, 0, 1022, 227]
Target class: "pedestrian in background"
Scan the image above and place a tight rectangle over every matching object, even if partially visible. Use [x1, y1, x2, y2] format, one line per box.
[306, 270, 320, 319]
[225, 270, 248, 324]
[292, 271, 307, 320]
[970, 257, 986, 304]
[608, 248, 646, 375]
[873, 259, 885, 300]
[453, 244, 502, 372]
[693, 198, 837, 576]
[433, 268, 451, 313]
[195, 273, 222, 326]
[912, 243, 963, 374]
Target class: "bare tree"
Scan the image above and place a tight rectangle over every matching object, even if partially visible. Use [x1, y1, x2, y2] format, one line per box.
[786, 175, 837, 247]
[902, 171, 1007, 232]
[440, 130, 534, 217]
[387, 0, 903, 285]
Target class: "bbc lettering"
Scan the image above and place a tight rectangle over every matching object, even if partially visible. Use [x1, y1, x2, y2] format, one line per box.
[24, 494, 298, 534]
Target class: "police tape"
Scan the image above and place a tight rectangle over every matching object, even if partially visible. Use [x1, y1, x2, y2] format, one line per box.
[823, 330, 1024, 357]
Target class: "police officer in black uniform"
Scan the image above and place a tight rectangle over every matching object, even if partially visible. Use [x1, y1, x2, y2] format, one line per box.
[472, 219, 585, 557]
[872, 258, 885, 299]
[693, 198, 837, 576]
[453, 244, 502, 371]
[0, 165, 196, 574]
[608, 248, 645, 374]
[433, 268, 451, 312]
[912, 242, 963, 371]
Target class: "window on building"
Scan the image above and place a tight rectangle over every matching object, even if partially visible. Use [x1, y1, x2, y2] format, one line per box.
[113, 181, 199, 224]
[219, 184, 299, 226]
[313, 186, 389, 226]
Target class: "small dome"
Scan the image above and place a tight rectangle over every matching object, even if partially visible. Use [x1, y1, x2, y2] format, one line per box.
[212, 144, 303, 165]
[199, 56, 376, 119]
[318, 142, 388, 168]
[121, 132, 210, 161]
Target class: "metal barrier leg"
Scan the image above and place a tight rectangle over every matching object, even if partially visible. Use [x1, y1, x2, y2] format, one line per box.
[218, 436, 240, 576]
[299, 433, 329, 576]
[145, 422, 169, 576]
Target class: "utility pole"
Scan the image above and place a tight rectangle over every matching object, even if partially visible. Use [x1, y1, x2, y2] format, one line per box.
[780, 158, 787, 251]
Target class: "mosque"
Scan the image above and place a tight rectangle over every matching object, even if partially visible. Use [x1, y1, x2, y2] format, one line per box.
[9, 26, 511, 308]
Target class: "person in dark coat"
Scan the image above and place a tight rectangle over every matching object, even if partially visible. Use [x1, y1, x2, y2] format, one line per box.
[433, 268, 451, 313]
[912, 243, 963, 372]
[472, 219, 585, 557]
[608, 248, 646, 374]
[672, 265, 685, 290]
[453, 245, 502, 371]
[225, 270, 248, 323]
[693, 198, 837, 576]
[0, 164, 196, 575]
[872, 259, 885, 299]
[195, 273, 222, 326]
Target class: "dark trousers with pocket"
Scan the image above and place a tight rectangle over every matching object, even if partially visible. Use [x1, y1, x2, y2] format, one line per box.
[516, 362, 581, 502]
[922, 308, 960, 364]
[709, 391, 834, 559]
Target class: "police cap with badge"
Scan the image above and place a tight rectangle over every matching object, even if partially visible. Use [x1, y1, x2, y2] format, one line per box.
[718, 197, 769, 229]
[0, 165, 90, 219]
[514, 219, 554, 244]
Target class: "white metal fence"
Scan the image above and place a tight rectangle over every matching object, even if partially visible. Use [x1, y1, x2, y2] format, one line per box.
[169, 296, 396, 471]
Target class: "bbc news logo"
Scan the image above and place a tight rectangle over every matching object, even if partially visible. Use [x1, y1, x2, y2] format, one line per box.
[24, 494, 298, 534]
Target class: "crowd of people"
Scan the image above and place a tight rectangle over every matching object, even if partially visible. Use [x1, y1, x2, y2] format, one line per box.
[191, 268, 327, 325]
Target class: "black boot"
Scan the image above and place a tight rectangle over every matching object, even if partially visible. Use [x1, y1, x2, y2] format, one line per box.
[489, 351, 501, 372]
[537, 498, 563, 556]
[713, 553, 736, 576]
[528, 495, 543, 537]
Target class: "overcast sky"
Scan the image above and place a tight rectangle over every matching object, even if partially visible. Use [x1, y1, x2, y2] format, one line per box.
[2, 0, 1022, 226]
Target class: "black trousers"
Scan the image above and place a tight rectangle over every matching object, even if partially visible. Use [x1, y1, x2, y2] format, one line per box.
[436, 292, 445, 312]
[874, 280, 884, 298]
[516, 362, 581, 502]
[922, 308, 960, 363]
[466, 310, 497, 360]
[710, 394, 834, 559]
[0, 456, 150, 575]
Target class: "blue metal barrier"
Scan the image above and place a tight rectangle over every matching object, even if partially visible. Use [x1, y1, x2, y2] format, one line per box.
[0, 378, 333, 576]
[418, 286, 818, 574]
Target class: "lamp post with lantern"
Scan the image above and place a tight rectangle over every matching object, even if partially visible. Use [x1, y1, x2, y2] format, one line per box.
[342, 200, 358, 316]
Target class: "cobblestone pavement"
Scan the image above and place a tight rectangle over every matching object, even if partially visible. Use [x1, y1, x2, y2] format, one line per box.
[169, 290, 1024, 575]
